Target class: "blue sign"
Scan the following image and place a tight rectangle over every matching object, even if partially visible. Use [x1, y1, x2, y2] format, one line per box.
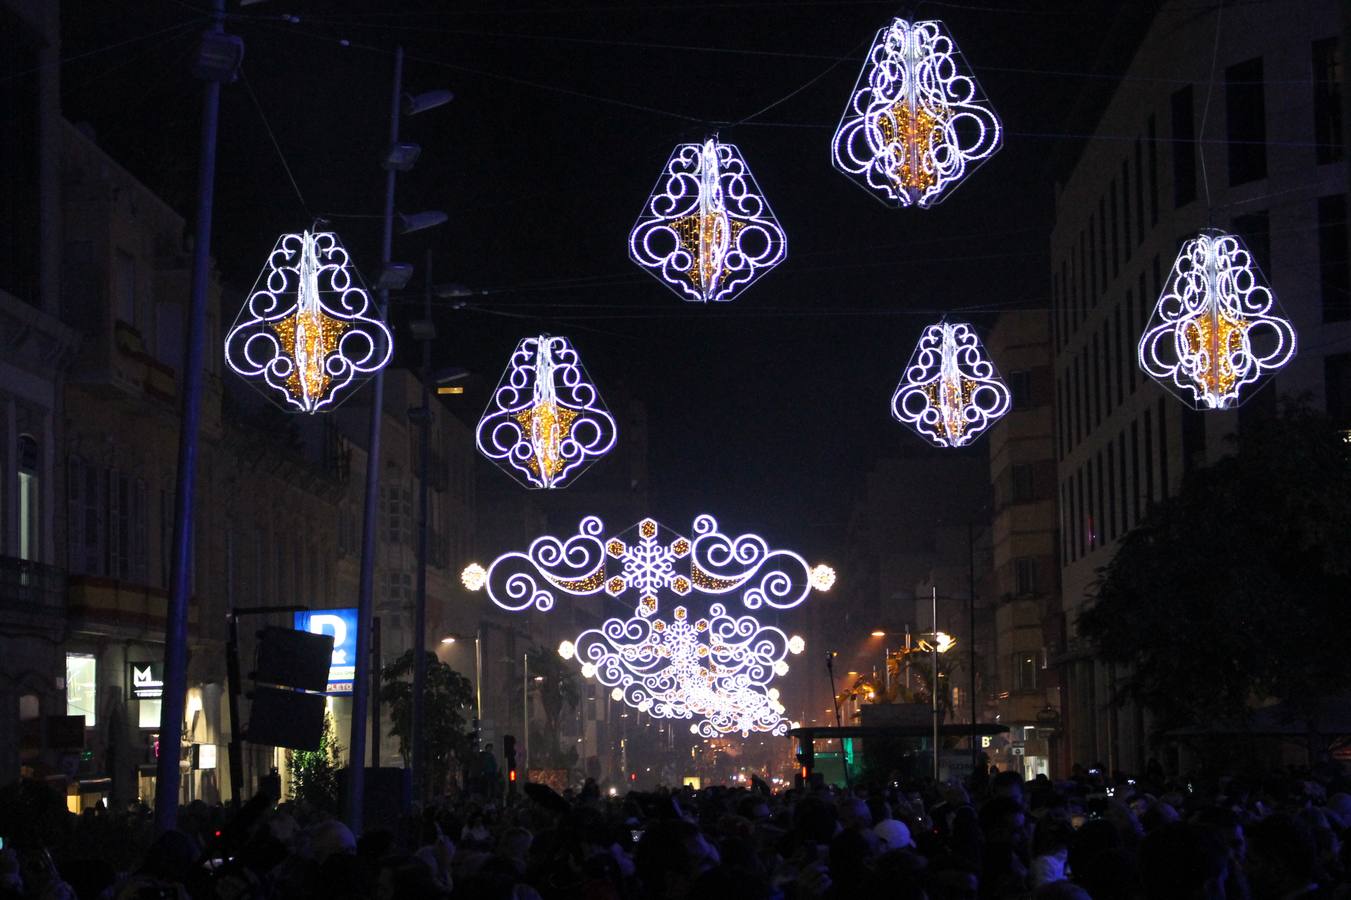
[294, 608, 358, 694]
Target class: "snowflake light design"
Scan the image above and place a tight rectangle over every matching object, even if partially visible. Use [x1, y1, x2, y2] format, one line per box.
[1138, 229, 1296, 410]
[832, 18, 1001, 208]
[629, 137, 787, 303]
[466, 515, 832, 737]
[476, 335, 618, 489]
[890, 322, 1012, 448]
[224, 230, 392, 413]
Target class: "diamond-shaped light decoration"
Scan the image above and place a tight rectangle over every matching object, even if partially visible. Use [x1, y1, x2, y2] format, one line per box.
[832, 18, 1001, 208]
[476, 335, 618, 489]
[1138, 229, 1296, 410]
[629, 137, 787, 303]
[224, 229, 392, 413]
[891, 322, 1012, 448]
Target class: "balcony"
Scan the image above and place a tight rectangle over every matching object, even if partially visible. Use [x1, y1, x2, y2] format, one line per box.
[67, 575, 198, 635]
[0, 556, 66, 619]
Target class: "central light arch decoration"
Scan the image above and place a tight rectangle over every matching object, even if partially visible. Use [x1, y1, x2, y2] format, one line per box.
[463, 515, 833, 737]
[832, 18, 1001, 208]
[224, 229, 392, 413]
[476, 334, 617, 489]
[629, 137, 787, 303]
[1138, 229, 1296, 410]
[890, 321, 1012, 448]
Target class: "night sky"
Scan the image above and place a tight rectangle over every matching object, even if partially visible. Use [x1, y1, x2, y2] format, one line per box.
[61, 0, 1152, 557]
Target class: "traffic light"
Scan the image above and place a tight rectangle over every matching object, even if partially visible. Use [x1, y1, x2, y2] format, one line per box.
[503, 734, 517, 791]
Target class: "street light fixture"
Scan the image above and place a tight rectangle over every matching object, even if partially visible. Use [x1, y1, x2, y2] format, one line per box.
[398, 210, 449, 234]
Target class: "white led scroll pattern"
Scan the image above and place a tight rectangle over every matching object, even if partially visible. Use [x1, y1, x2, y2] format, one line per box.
[832, 19, 1001, 208]
[467, 516, 833, 737]
[475, 335, 618, 489]
[890, 322, 1012, 448]
[629, 138, 787, 303]
[1138, 229, 1296, 410]
[224, 230, 392, 413]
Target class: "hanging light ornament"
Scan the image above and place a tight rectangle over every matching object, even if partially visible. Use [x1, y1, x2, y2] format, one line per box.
[832, 18, 1001, 208]
[224, 229, 392, 413]
[476, 335, 617, 489]
[1138, 229, 1296, 410]
[463, 515, 833, 737]
[629, 137, 787, 303]
[890, 322, 1012, 448]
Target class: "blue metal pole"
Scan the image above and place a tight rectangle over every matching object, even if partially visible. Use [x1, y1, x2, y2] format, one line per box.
[154, 0, 225, 834]
[346, 45, 402, 836]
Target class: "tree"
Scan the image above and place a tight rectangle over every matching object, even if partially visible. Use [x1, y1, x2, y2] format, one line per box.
[287, 711, 342, 814]
[1078, 403, 1351, 745]
[527, 645, 580, 771]
[380, 650, 475, 798]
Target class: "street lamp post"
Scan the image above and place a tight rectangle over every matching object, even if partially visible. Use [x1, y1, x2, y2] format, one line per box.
[156, 0, 239, 833]
[346, 46, 450, 833]
[932, 586, 940, 780]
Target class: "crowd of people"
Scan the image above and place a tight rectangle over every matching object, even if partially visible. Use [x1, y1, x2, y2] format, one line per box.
[3, 759, 1351, 899]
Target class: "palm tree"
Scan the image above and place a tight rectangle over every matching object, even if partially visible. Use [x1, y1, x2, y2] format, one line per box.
[527, 645, 580, 770]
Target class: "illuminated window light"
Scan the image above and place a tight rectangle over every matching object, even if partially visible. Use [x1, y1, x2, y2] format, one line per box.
[476, 335, 617, 490]
[1138, 229, 1296, 410]
[832, 19, 1001, 208]
[224, 229, 392, 413]
[890, 321, 1011, 448]
[436, 385, 465, 395]
[476, 514, 831, 736]
[629, 137, 786, 303]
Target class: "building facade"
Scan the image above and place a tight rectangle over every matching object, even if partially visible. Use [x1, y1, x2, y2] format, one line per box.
[984, 310, 1063, 778]
[1050, 0, 1349, 771]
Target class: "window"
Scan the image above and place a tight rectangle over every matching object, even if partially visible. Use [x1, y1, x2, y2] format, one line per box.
[66, 653, 97, 727]
[1092, 332, 1102, 427]
[1313, 38, 1344, 164]
[1096, 450, 1105, 549]
[1106, 443, 1116, 542]
[1327, 354, 1351, 430]
[139, 699, 162, 729]
[1128, 286, 1139, 393]
[1232, 211, 1271, 277]
[17, 434, 38, 562]
[1143, 411, 1154, 507]
[1086, 457, 1096, 552]
[1115, 304, 1126, 405]
[1110, 179, 1120, 277]
[1015, 558, 1037, 596]
[1089, 218, 1098, 303]
[1009, 370, 1033, 410]
[1103, 320, 1114, 416]
[1119, 431, 1129, 535]
[115, 251, 137, 327]
[1134, 139, 1145, 244]
[1171, 86, 1196, 206]
[1148, 115, 1160, 224]
[1075, 469, 1084, 560]
[1129, 421, 1140, 527]
[1319, 195, 1350, 323]
[1226, 57, 1267, 185]
[1098, 198, 1108, 292]
[1121, 161, 1132, 262]
[1158, 399, 1170, 497]
[1012, 464, 1035, 503]
[1013, 653, 1038, 691]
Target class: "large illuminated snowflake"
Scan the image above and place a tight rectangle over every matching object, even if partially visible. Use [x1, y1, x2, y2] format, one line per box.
[629, 138, 787, 303]
[832, 18, 1001, 208]
[465, 515, 833, 737]
[224, 230, 392, 413]
[1138, 229, 1296, 410]
[890, 322, 1012, 448]
[476, 335, 618, 489]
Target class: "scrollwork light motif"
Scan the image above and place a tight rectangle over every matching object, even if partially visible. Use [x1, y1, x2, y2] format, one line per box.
[476, 335, 618, 489]
[471, 515, 831, 736]
[224, 230, 392, 413]
[890, 322, 1012, 448]
[629, 138, 787, 303]
[832, 19, 1001, 208]
[1138, 229, 1296, 410]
